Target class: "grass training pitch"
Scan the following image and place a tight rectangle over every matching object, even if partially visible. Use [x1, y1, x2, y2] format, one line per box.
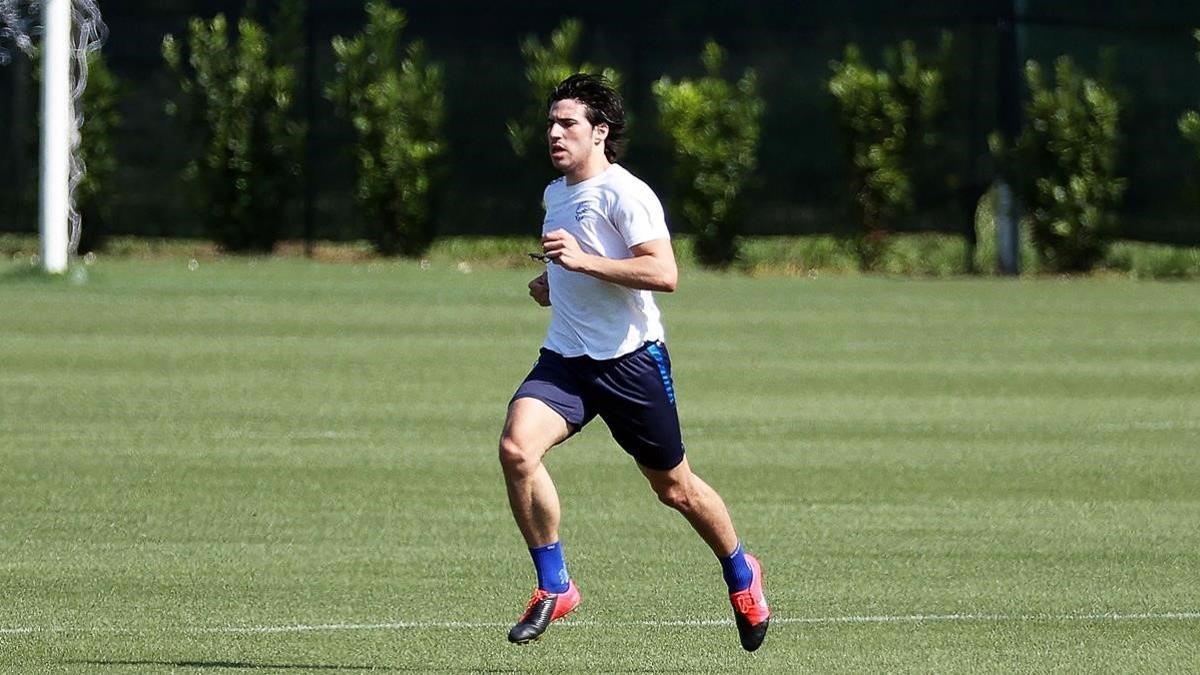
[2, 258, 1198, 672]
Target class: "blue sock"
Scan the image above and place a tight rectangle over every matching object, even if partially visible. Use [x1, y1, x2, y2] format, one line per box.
[719, 541, 753, 593]
[529, 542, 570, 593]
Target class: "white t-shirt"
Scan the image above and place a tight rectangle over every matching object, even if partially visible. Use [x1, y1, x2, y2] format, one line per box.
[541, 164, 670, 359]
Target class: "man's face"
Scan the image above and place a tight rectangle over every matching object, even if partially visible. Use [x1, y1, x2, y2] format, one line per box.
[547, 98, 607, 177]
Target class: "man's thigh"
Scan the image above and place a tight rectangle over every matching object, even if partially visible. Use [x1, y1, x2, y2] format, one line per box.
[508, 349, 594, 449]
[502, 396, 573, 457]
[592, 342, 685, 471]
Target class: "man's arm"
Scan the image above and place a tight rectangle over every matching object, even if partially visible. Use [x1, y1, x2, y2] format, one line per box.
[542, 229, 678, 292]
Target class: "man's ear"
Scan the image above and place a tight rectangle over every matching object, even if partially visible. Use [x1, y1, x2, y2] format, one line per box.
[593, 122, 609, 145]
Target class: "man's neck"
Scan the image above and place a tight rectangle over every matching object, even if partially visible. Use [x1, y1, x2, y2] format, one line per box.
[565, 157, 612, 185]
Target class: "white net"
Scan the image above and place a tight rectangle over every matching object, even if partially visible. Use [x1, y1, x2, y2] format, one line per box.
[0, 0, 37, 60]
[1, 0, 107, 256]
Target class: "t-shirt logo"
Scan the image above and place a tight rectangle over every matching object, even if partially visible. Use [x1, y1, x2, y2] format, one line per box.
[575, 203, 591, 223]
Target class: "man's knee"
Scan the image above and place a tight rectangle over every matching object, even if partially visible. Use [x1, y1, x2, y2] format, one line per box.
[499, 398, 570, 477]
[498, 434, 540, 476]
[653, 482, 694, 513]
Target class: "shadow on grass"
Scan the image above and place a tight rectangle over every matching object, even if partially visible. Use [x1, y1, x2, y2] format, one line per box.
[0, 263, 93, 285]
[65, 659, 685, 673]
[68, 661, 530, 673]
[67, 660, 409, 672]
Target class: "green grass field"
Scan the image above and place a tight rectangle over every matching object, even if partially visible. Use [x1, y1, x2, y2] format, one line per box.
[2, 258, 1198, 672]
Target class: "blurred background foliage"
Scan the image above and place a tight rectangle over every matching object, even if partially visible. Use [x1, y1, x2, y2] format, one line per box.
[161, 1, 306, 252]
[654, 41, 762, 267]
[327, 0, 445, 256]
[2, 0, 1200, 269]
[828, 37, 949, 270]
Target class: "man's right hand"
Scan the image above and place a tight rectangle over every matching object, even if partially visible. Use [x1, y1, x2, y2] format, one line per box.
[528, 272, 551, 307]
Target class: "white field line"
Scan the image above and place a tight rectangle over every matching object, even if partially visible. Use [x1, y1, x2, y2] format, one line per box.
[4, 611, 1199, 635]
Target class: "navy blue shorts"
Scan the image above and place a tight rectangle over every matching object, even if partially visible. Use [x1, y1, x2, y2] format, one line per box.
[511, 341, 685, 471]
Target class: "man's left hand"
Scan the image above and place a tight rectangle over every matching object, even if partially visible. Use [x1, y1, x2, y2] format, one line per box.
[543, 229, 591, 272]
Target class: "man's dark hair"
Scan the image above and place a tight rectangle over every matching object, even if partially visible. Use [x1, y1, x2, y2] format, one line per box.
[548, 73, 627, 162]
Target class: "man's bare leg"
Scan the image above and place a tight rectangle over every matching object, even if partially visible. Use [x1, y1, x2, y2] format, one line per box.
[638, 456, 739, 556]
[639, 456, 771, 651]
[499, 397, 571, 547]
[499, 397, 582, 644]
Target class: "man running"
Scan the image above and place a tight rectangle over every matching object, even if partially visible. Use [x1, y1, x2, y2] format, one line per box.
[499, 73, 770, 652]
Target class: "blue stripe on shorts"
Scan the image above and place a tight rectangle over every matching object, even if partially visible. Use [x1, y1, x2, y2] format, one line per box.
[645, 342, 676, 404]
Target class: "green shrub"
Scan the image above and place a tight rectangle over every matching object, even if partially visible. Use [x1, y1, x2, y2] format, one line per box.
[881, 233, 970, 276]
[162, 8, 305, 253]
[1003, 57, 1125, 273]
[1179, 30, 1200, 206]
[327, 0, 446, 257]
[0, 234, 38, 257]
[75, 50, 121, 253]
[1102, 241, 1200, 279]
[735, 235, 859, 275]
[506, 18, 620, 160]
[827, 40, 947, 271]
[973, 185, 1039, 274]
[653, 41, 763, 267]
[724, 233, 967, 276]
